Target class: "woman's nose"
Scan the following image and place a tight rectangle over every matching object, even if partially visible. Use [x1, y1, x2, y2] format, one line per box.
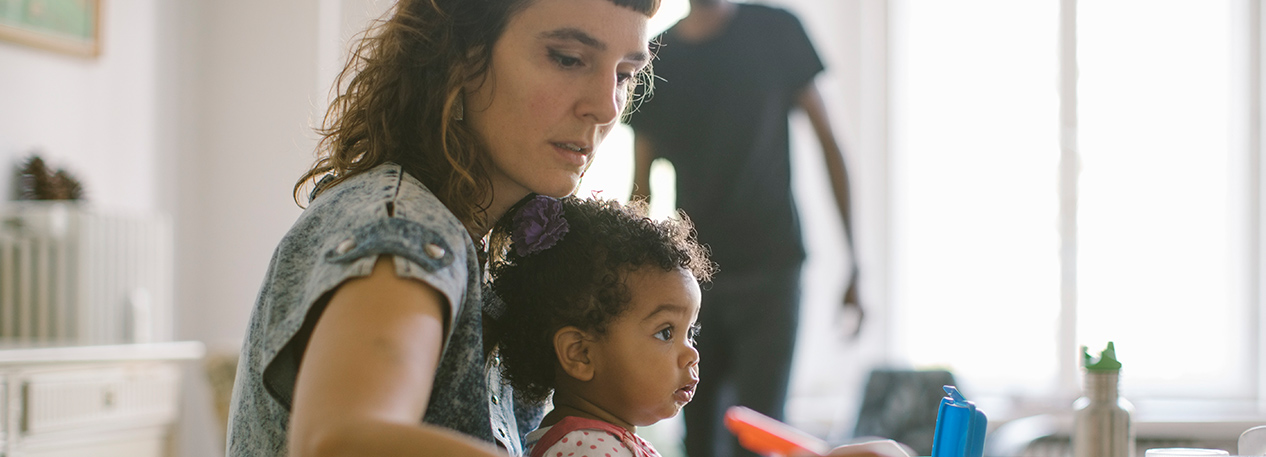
[576, 72, 622, 125]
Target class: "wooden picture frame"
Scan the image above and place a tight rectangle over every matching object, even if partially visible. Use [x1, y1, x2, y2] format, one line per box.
[0, 0, 100, 58]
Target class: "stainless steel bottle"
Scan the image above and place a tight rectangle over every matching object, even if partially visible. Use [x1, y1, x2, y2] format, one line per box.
[1073, 342, 1135, 457]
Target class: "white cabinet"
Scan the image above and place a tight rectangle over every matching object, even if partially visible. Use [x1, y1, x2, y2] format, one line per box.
[0, 342, 202, 457]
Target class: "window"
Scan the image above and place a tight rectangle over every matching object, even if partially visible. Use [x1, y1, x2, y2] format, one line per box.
[891, 0, 1062, 397]
[891, 0, 1259, 412]
[1076, 0, 1249, 400]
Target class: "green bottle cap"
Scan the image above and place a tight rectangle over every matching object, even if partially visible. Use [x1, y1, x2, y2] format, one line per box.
[1082, 341, 1122, 372]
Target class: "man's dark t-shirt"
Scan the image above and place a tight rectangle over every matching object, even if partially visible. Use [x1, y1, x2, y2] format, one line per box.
[626, 3, 824, 272]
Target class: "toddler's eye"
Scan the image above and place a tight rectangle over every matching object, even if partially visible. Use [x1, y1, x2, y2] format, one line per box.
[655, 327, 673, 341]
[687, 324, 701, 346]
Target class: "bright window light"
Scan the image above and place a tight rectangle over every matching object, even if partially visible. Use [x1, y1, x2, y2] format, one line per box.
[892, 0, 1252, 402]
[1077, 0, 1248, 398]
[891, 0, 1062, 396]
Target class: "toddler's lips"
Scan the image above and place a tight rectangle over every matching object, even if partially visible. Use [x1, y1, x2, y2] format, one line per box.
[675, 380, 698, 404]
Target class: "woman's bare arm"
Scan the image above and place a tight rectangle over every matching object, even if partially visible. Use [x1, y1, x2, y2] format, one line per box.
[288, 256, 506, 457]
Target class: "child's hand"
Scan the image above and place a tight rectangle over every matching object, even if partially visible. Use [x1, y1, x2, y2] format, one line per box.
[822, 440, 912, 457]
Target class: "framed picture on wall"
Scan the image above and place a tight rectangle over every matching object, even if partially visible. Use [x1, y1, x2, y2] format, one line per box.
[0, 0, 100, 57]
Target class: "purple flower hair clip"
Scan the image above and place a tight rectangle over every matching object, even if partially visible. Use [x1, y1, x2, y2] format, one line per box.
[512, 195, 569, 256]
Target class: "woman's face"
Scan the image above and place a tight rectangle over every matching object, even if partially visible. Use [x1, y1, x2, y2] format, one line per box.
[466, 0, 650, 207]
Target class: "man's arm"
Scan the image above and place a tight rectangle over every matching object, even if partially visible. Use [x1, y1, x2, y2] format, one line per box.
[631, 133, 657, 201]
[797, 81, 864, 334]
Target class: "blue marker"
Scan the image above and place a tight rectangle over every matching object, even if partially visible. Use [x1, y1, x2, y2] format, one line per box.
[931, 386, 987, 457]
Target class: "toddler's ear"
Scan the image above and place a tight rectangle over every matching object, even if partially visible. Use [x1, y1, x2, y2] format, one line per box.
[553, 326, 595, 382]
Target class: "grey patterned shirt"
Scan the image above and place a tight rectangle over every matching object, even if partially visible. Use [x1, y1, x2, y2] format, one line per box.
[226, 163, 542, 456]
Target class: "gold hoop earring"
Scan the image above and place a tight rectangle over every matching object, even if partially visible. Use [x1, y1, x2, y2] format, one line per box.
[453, 94, 465, 121]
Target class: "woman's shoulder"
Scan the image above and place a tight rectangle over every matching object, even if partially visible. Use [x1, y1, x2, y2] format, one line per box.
[230, 164, 486, 453]
[288, 162, 472, 286]
[305, 163, 463, 232]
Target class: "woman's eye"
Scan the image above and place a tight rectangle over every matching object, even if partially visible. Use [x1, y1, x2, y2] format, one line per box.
[655, 327, 673, 341]
[550, 51, 582, 68]
[616, 72, 634, 85]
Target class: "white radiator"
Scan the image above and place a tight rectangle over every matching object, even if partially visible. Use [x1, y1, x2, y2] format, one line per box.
[0, 202, 172, 344]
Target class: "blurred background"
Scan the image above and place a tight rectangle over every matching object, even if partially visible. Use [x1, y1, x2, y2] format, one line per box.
[1, 0, 1264, 456]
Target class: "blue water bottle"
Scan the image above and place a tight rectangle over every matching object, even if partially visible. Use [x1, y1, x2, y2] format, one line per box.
[931, 386, 987, 457]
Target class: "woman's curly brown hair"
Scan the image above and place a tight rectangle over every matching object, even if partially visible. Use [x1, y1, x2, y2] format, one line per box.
[488, 196, 714, 404]
[294, 0, 660, 231]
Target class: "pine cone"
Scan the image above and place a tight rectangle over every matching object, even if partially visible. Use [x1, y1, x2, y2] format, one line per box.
[51, 169, 85, 200]
[17, 155, 52, 200]
[14, 154, 87, 201]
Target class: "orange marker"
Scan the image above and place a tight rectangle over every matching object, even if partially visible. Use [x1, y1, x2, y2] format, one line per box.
[724, 406, 830, 457]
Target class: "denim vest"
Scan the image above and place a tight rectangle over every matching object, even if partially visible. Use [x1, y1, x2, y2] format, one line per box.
[226, 163, 542, 456]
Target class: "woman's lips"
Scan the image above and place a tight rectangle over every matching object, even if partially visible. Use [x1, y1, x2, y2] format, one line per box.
[552, 142, 589, 168]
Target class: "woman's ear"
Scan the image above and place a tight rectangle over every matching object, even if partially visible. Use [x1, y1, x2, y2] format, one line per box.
[553, 326, 596, 382]
[460, 46, 489, 91]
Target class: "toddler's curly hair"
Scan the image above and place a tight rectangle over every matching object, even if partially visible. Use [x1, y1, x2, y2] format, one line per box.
[488, 196, 714, 404]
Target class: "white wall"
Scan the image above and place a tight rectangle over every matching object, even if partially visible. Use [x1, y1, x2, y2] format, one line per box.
[170, 0, 318, 351]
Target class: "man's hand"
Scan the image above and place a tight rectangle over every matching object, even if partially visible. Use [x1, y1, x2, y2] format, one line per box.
[841, 269, 864, 339]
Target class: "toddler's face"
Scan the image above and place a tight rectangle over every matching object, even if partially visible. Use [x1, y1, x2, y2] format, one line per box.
[588, 267, 702, 427]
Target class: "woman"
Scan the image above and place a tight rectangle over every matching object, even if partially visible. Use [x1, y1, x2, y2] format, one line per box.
[225, 0, 655, 455]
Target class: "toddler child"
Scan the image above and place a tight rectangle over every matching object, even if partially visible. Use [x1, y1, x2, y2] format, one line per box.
[489, 195, 715, 457]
